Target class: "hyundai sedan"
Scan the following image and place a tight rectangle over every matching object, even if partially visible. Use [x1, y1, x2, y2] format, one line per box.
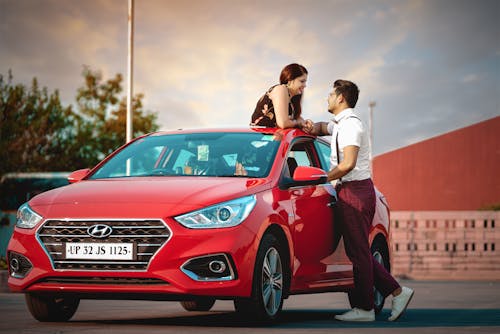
[7, 127, 392, 322]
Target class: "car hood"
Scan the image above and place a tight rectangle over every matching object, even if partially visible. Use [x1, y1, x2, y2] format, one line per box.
[29, 177, 271, 218]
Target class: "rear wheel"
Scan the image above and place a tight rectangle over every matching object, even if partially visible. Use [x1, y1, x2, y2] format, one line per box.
[234, 233, 284, 322]
[180, 298, 216, 311]
[371, 238, 390, 314]
[25, 293, 79, 322]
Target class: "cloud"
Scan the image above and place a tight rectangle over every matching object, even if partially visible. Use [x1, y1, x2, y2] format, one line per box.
[461, 74, 480, 84]
[1, 0, 498, 156]
[0, 0, 128, 103]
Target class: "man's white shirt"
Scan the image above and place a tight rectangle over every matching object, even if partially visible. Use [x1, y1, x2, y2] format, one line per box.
[327, 108, 371, 182]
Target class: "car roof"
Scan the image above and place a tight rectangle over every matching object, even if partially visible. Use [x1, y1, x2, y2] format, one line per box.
[148, 127, 311, 140]
[147, 127, 284, 136]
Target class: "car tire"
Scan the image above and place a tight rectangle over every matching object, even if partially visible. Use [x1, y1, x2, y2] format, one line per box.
[25, 293, 79, 322]
[371, 237, 390, 314]
[180, 298, 216, 311]
[234, 233, 284, 322]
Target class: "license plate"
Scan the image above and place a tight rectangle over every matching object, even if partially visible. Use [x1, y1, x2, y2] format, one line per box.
[65, 242, 134, 260]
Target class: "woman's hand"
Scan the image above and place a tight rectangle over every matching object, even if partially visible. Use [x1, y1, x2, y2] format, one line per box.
[302, 119, 314, 133]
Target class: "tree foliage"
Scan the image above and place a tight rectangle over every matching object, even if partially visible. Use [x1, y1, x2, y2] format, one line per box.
[0, 70, 78, 174]
[0, 68, 159, 176]
[74, 66, 158, 166]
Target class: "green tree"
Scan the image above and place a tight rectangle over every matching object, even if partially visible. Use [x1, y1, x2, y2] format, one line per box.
[0, 68, 159, 175]
[75, 66, 158, 166]
[0, 70, 79, 175]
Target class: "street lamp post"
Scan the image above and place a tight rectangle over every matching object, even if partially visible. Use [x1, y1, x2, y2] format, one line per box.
[126, 0, 134, 143]
[368, 101, 376, 173]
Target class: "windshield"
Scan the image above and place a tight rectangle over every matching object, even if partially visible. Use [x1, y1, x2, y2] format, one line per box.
[90, 132, 280, 179]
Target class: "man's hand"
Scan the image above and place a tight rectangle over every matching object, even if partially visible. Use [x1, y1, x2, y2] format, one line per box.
[306, 121, 329, 136]
[302, 119, 314, 133]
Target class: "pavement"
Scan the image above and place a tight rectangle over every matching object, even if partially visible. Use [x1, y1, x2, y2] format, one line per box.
[0, 270, 9, 292]
[1, 280, 499, 334]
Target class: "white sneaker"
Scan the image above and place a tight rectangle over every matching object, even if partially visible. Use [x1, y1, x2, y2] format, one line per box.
[388, 286, 414, 321]
[335, 308, 375, 322]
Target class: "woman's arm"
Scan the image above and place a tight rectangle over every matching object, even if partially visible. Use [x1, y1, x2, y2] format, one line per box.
[269, 85, 297, 128]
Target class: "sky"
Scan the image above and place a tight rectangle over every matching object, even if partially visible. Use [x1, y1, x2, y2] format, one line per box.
[1, 0, 499, 156]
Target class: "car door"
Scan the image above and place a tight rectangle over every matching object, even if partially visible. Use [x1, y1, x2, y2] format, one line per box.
[285, 138, 353, 293]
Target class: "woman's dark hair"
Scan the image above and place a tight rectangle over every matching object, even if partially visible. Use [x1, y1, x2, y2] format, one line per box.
[279, 63, 308, 118]
[333, 79, 359, 108]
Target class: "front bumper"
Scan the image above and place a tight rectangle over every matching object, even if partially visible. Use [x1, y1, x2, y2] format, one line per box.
[7, 218, 259, 299]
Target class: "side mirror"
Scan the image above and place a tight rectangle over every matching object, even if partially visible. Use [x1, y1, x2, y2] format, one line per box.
[68, 168, 91, 184]
[292, 166, 328, 184]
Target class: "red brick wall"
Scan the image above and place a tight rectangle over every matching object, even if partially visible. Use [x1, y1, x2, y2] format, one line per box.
[390, 211, 499, 280]
[373, 116, 500, 211]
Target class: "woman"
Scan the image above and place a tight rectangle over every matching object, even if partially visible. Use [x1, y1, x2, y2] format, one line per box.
[251, 63, 310, 129]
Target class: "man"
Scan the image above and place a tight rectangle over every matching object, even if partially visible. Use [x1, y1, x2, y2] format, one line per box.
[308, 80, 414, 322]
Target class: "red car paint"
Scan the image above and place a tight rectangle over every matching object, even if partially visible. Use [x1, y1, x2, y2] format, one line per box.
[7, 127, 391, 321]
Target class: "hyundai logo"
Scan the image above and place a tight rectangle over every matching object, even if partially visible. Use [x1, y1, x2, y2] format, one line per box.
[87, 224, 113, 238]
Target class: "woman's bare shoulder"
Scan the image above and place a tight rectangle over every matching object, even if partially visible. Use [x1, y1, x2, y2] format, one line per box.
[268, 84, 287, 98]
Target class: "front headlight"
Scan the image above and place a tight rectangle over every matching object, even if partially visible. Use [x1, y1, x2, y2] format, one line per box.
[175, 195, 257, 229]
[16, 203, 43, 229]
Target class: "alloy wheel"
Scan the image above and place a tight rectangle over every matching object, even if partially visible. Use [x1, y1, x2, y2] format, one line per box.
[261, 247, 283, 316]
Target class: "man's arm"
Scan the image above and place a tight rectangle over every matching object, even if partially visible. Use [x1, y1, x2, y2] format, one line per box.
[307, 121, 330, 136]
[327, 145, 359, 182]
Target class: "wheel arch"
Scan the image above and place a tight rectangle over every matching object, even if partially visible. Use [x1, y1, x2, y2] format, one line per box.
[371, 232, 391, 273]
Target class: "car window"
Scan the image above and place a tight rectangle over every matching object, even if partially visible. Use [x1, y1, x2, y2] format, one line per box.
[315, 139, 332, 171]
[284, 139, 320, 179]
[90, 132, 280, 179]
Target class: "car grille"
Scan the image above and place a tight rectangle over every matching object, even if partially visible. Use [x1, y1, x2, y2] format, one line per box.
[37, 219, 171, 271]
[39, 277, 169, 285]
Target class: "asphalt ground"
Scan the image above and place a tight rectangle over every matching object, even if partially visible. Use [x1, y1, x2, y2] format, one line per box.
[0, 279, 499, 334]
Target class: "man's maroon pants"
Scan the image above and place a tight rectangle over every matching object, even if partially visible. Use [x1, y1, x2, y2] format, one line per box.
[336, 178, 400, 311]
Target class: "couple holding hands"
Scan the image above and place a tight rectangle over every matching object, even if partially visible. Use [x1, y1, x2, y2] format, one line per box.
[250, 63, 414, 322]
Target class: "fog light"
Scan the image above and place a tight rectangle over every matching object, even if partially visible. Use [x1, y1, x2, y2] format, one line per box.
[181, 253, 236, 281]
[208, 260, 226, 274]
[7, 252, 33, 278]
[10, 258, 20, 272]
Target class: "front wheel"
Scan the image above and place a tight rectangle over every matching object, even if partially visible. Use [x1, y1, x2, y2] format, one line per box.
[25, 293, 79, 322]
[234, 233, 285, 322]
[371, 238, 390, 314]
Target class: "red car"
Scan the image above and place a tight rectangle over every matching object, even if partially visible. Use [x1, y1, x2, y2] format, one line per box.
[7, 127, 392, 322]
